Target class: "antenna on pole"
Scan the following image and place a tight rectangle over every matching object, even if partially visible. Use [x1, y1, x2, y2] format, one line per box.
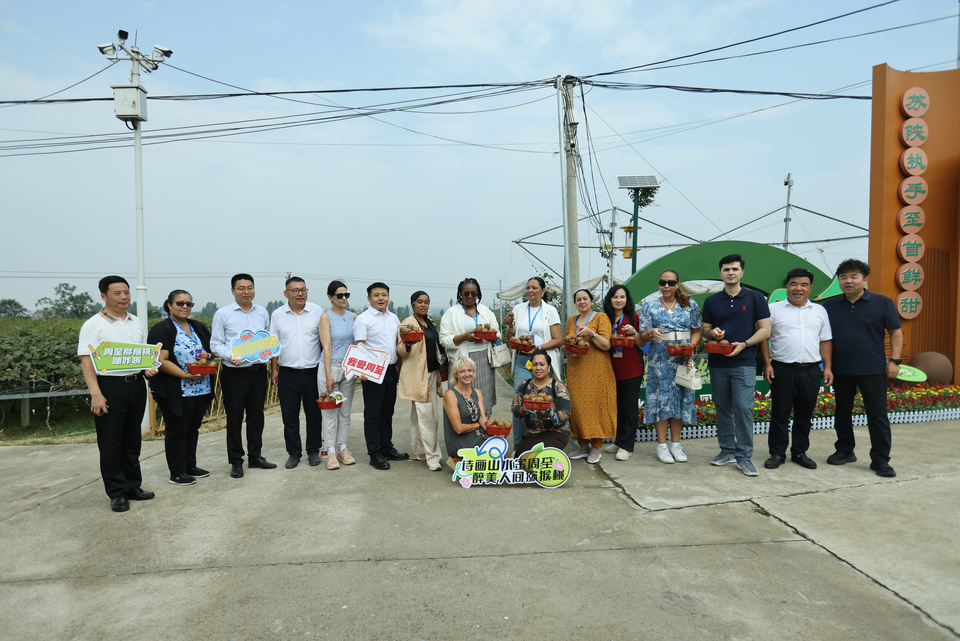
[783, 173, 794, 249]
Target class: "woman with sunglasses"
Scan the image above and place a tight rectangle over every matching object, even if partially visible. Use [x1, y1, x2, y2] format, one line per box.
[504, 276, 563, 446]
[602, 284, 646, 461]
[639, 270, 702, 464]
[147, 290, 214, 486]
[317, 280, 358, 469]
[439, 278, 500, 417]
[398, 291, 446, 471]
[564, 288, 616, 464]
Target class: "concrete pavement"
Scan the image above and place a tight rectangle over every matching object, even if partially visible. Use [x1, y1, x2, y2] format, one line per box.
[0, 373, 957, 640]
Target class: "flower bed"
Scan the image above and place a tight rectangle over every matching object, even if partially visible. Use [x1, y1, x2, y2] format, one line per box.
[634, 384, 960, 442]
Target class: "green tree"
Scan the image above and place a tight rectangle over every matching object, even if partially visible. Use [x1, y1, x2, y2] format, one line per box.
[266, 300, 284, 314]
[128, 301, 162, 318]
[35, 283, 96, 318]
[197, 301, 219, 317]
[0, 299, 28, 318]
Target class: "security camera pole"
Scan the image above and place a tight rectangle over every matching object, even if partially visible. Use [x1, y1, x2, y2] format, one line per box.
[96, 30, 172, 333]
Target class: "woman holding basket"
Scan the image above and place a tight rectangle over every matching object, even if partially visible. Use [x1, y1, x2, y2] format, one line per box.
[503, 277, 563, 446]
[439, 278, 500, 417]
[638, 270, 702, 464]
[603, 284, 646, 461]
[317, 280, 358, 470]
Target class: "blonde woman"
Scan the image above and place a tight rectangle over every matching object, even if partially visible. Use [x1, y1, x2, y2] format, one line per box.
[442, 357, 489, 459]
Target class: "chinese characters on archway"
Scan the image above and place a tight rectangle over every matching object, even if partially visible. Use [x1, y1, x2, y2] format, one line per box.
[895, 87, 929, 320]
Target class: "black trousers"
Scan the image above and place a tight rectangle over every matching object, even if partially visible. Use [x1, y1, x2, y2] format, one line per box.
[516, 430, 569, 457]
[94, 375, 146, 498]
[833, 373, 892, 463]
[768, 361, 822, 458]
[156, 393, 212, 475]
[278, 366, 322, 457]
[615, 375, 642, 452]
[221, 365, 268, 464]
[361, 365, 398, 457]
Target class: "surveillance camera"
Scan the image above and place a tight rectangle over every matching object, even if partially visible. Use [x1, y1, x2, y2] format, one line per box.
[153, 45, 173, 58]
[97, 43, 115, 56]
[118, 30, 129, 42]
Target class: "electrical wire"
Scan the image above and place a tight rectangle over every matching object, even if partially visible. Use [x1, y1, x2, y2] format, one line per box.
[0, 62, 119, 109]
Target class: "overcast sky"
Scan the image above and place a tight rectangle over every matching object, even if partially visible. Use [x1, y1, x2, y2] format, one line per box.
[2, 0, 957, 314]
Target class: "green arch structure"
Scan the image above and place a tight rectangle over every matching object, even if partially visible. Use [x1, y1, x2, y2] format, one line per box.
[621, 240, 833, 307]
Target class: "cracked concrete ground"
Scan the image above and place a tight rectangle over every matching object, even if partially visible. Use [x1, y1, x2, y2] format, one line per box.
[1, 373, 956, 640]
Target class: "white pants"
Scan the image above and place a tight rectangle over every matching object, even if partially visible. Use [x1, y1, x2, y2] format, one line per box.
[317, 362, 356, 452]
[409, 370, 441, 467]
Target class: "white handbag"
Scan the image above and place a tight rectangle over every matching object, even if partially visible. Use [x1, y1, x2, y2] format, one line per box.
[675, 363, 702, 390]
[488, 341, 512, 368]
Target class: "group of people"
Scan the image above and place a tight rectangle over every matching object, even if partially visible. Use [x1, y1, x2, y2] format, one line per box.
[78, 254, 902, 512]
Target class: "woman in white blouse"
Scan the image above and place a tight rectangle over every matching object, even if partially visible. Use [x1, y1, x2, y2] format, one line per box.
[504, 276, 563, 446]
[439, 278, 500, 416]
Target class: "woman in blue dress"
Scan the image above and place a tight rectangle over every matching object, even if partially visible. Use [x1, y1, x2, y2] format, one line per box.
[639, 270, 702, 464]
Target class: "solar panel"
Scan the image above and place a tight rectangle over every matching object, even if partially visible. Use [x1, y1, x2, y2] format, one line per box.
[616, 175, 659, 189]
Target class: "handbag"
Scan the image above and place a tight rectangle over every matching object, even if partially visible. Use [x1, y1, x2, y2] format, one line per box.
[488, 340, 512, 368]
[675, 362, 702, 390]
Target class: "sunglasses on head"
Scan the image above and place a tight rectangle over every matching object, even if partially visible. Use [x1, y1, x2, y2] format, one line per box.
[659, 279, 678, 287]
[334, 293, 351, 299]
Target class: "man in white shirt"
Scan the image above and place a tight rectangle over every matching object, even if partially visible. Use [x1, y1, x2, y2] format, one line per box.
[354, 282, 408, 470]
[211, 273, 277, 478]
[759, 268, 833, 470]
[77, 276, 157, 513]
[270, 277, 324, 469]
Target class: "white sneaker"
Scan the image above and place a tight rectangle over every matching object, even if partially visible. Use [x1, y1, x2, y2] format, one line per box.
[615, 448, 631, 461]
[569, 446, 591, 460]
[604, 443, 619, 453]
[656, 443, 675, 464]
[670, 443, 688, 462]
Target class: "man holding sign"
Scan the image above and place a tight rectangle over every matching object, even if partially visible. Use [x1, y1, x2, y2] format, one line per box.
[77, 276, 158, 513]
[211, 273, 277, 478]
[354, 282, 408, 470]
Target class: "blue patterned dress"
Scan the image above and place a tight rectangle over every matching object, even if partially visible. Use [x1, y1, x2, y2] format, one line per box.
[639, 299, 701, 424]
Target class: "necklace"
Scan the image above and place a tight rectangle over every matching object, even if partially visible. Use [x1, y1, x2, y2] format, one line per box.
[661, 297, 677, 314]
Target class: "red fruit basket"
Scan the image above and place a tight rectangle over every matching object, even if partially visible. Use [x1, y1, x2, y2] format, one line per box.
[705, 342, 736, 355]
[474, 329, 498, 341]
[186, 363, 217, 375]
[484, 424, 511, 437]
[523, 399, 551, 411]
[317, 399, 342, 410]
[610, 336, 635, 348]
[509, 339, 535, 353]
[666, 345, 695, 357]
[400, 331, 424, 343]
[564, 343, 590, 356]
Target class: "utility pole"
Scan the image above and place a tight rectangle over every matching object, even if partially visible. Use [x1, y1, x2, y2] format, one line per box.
[96, 30, 171, 332]
[562, 76, 580, 319]
[783, 173, 794, 248]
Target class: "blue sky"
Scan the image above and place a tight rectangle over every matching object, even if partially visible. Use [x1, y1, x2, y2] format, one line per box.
[1, 0, 957, 313]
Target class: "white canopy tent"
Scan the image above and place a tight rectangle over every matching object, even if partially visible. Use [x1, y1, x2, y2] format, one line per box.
[495, 274, 623, 308]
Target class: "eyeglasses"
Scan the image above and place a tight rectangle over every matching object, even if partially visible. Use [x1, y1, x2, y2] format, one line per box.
[234, 287, 255, 293]
[286, 288, 308, 295]
[659, 279, 678, 287]
[173, 301, 195, 308]
[334, 293, 351, 299]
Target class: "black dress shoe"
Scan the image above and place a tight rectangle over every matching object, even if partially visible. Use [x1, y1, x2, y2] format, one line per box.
[369, 453, 390, 470]
[248, 456, 277, 469]
[827, 451, 857, 465]
[382, 448, 409, 461]
[791, 453, 818, 469]
[307, 451, 322, 466]
[285, 455, 300, 469]
[127, 487, 155, 500]
[870, 460, 897, 477]
[764, 455, 785, 469]
[111, 496, 130, 512]
[231, 462, 244, 478]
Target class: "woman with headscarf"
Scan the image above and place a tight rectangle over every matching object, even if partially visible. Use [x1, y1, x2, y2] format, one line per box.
[439, 278, 500, 417]
[503, 276, 563, 446]
[398, 290, 446, 471]
[147, 289, 214, 486]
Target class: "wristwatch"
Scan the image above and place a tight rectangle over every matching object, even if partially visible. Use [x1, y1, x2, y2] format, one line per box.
[889, 358, 903, 365]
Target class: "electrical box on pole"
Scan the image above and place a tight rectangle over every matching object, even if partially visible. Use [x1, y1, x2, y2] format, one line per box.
[111, 85, 148, 121]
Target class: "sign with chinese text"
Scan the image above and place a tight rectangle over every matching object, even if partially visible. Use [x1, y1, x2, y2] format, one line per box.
[343, 343, 388, 384]
[898, 177, 928, 205]
[230, 329, 281, 364]
[897, 206, 925, 233]
[452, 437, 571, 489]
[88, 341, 161, 374]
[898, 148, 927, 176]
[895, 264, 924, 291]
[897, 234, 925, 262]
[899, 87, 929, 117]
[899, 117, 928, 147]
[895, 292, 923, 320]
